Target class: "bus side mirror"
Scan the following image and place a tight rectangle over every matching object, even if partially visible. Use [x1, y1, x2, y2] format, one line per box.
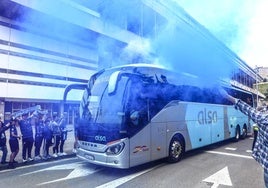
[108, 71, 121, 95]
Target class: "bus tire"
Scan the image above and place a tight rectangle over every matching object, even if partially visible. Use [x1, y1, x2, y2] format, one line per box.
[241, 125, 247, 139]
[168, 135, 184, 163]
[234, 126, 240, 142]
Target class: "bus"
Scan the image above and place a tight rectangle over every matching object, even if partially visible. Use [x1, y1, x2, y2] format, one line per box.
[64, 63, 254, 169]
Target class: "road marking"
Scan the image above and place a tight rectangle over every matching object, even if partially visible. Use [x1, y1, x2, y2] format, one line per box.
[203, 166, 232, 188]
[96, 164, 163, 188]
[206, 151, 253, 159]
[20, 161, 82, 176]
[34, 162, 102, 186]
[246, 150, 252, 153]
[225, 147, 237, 151]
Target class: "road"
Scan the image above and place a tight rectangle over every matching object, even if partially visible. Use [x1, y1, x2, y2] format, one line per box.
[0, 137, 264, 188]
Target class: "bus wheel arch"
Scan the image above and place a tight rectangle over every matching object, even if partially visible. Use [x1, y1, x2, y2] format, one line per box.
[167, 134, 185, 163]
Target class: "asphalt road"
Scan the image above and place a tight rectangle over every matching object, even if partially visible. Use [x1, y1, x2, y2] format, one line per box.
[0, 137, 264, 188]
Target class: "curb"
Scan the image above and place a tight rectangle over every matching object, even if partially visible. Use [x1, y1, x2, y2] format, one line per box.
[0, 153, 77, 171]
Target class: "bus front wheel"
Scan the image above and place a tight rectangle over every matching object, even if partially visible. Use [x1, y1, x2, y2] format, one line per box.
[168, 136, 184, 163]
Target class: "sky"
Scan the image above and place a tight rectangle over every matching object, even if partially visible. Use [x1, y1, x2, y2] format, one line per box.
[175, 0, 268, 69]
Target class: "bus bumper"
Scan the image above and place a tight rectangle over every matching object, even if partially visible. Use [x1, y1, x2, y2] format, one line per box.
[77, 147, 129, 169]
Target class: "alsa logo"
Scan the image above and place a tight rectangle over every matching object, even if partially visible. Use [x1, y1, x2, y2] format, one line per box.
[95, 135, 106, 142]
[198, 108, 217, 124]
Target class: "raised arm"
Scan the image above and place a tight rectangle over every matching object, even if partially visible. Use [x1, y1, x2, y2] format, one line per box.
[219, 88, 268, 127]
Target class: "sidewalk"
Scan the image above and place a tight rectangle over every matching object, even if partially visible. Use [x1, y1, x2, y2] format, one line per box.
[0, 124, 76, 170]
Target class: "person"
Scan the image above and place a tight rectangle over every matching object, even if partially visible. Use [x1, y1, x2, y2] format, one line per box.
[51, 115, 61, 158]
[73, 113, 79, 153]
[19, 113, 34, 162]
[220, 88, 268, 187]
[8, 118, 21, 168]
[34, 113, 44, 160]
[58, 114, 67, 156]
[0, 118, 9, 164]
[252, 123, 259, 151]
[42, 117, 52, 160]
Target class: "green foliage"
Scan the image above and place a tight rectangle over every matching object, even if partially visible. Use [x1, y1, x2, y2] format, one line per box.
[258, 82, 268, 99]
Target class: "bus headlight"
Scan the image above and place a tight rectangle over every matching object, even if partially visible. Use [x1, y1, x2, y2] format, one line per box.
[106, 143, 125, 155]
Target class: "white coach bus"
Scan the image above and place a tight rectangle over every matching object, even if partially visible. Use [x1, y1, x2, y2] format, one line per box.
[64, 64, 253, 169]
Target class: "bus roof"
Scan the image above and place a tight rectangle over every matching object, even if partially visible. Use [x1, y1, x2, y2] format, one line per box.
[105, 63, 166, 71]
[98, 63, 253, 97]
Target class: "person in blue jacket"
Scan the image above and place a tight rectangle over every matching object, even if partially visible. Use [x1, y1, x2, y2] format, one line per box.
[42, 117, 53, 160]
[0, 118, 9, 164]
[8, 118, 21, 168]
[34, 113, 44, 160]
[19, 113, 34, 162]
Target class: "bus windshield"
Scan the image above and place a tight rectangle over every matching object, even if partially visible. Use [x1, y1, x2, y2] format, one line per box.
[91, 75, 127, 126]
[78, 70, 132, 143]
[79, 69, 159, 143]
[85, 71, 127, 123]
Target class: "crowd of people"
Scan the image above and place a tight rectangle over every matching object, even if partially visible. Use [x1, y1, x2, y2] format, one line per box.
[0, 111, 70, 169]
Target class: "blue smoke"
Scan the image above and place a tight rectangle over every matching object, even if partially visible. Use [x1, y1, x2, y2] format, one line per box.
[16, 0, 238, 88]
[98, 0, 238, 87]
[150, 22, 237, 87]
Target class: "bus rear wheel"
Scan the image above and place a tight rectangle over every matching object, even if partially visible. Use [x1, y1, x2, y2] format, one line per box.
[241, 125, 247, 139]
[234, 126, 240, 142]
[168, 136, 184, 163]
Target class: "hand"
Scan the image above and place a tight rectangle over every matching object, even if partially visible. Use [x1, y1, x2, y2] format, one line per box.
[219, 88, 229, 97]
[33, 110, 38, 116]
[5, 122, 11, 127]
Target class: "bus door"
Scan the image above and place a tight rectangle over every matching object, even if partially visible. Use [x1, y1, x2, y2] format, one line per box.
[126, 79, 151, 167]
[150, 121, 167, 161]
[129, 123, 151, 167]
[210, 106, 225, 143]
